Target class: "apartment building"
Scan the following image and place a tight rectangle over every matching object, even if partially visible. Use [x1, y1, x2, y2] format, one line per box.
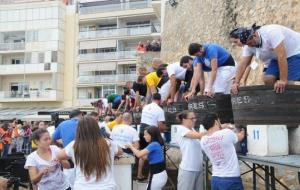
[0, 0, 74, 108]
[76, 0, 161, 107]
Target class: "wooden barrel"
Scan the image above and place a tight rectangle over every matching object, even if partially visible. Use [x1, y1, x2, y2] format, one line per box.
[163, 102, 188, 125]
[231, 85, 300, 126]
[188, 94, 234, 125]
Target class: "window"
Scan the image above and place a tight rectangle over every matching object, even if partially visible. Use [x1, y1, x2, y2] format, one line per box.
[20, 10, 26, 21]
[78, 88, 88, 99]
[103, 85, 116, 97]
[26, 30, 38, 42]
[10, 82, 29, 98]
[45, 8, 52, 19]
[126, 21, 150, 27]
[38, 52, 44, 63]
[79, 49, 87, 54]
[13, 39, 24, 43]
[0, 11, 7, 22]
[52, 7, 59, 19]
[95, 87, 102, 99]
[44, 63, 51, 70]
[95, 48, 116, 53]
[80, 26, 89, 32]
[26, 9, 33, 21]
[128, 65, 136, 73]
[12, 10, 19, 22]
[12, 59, 21, 65]
[88, 25, 96, 31]
[40, 8, 46, 19]
[98, 24, 117, 30]
[51, 51, 57, 62]
[33, 9, 39, 20]
[95, 70, 116, 75]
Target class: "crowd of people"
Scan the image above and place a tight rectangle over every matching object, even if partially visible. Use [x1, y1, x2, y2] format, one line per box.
[1, 23, 300, 190]
[136, 40, 161, 53]
[0, 119, 54, 157]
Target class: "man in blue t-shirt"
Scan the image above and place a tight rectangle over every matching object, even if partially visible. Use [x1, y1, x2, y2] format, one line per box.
[52, 109, 83, 147]
[185, 43, 236, 99]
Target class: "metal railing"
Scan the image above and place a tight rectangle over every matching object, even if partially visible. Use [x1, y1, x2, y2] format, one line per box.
[79, 50, 137, 61]
[0, 90, 61, 100]
[79, 24, 160, 39]
[77, 73, 136, 84]
[0, 42, 25, 51]
[80, 1, 151, 14]
[0, 63, 58, 75]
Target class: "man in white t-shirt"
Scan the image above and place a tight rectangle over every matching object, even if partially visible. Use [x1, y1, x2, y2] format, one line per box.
[159, 60, 187, 102]
[111, 112, 139, 153]
[200, 113, 245, 190]
[140, 93, 165, 130]
[231, 24, 300, 94]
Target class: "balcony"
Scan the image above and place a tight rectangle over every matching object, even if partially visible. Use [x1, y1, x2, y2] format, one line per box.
[77, 74, 136, 85]
[80, 1, 151, 15]
[0, 90, 63, 102]
[0, 63, 59, 75]
[79, 50, 137, 62]
[0, 42, 25, 52]
[79, 25, 160, 40]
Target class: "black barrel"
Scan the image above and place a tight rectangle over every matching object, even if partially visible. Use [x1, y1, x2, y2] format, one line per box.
[188, 94, 234, 126]
[231, 85, 300, 126]
[163, 102, 188, 126]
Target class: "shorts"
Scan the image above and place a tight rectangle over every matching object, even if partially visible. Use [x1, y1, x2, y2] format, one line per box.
[211, 176, 244, 190]
[112, 96, 122, 109]
[207, 66, 235, 94]
[266, 54, 300, 81]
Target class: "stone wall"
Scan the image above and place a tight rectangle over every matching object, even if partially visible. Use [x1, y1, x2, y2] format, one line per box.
[161, 1, 300, 189]
[161, 0, 300, 85]
[137, 51, 161, 72]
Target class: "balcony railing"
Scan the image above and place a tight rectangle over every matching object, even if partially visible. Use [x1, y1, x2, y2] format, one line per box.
[0, 90, 63, 102]
[79, 50, 137, 61]
[80, 1, 151, 15]
[78, 74, 136, 84]
[0, 42, 25, 51]
[79, 25, 160, 39]
[0, 63, 59, 75]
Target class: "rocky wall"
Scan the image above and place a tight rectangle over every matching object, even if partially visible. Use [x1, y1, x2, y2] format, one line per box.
[161, 0, 300, 85]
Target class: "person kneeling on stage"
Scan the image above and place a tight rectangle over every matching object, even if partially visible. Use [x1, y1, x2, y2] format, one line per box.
[185, 43, 236, 99]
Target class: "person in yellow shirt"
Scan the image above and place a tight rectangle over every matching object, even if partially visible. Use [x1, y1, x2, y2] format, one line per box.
[107, 113, 123, 130]
[145, 66, 168, 102]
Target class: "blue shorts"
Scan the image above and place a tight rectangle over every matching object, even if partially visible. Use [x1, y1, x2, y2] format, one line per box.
[265, 54, 300, 80]
[211, 176, 244, 190]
